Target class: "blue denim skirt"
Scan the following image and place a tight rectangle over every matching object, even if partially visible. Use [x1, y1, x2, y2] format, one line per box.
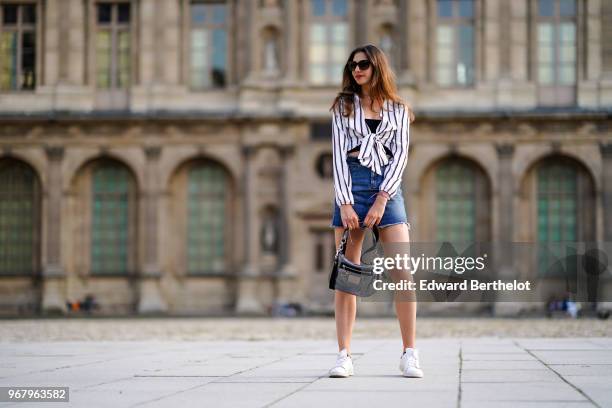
[330, 155, 410, 230]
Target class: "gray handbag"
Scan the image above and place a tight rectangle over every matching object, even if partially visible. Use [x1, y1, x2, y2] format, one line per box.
[328, 226, 380, 297]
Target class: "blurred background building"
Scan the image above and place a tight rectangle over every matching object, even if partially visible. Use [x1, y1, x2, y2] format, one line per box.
[0, 0, 610, 316]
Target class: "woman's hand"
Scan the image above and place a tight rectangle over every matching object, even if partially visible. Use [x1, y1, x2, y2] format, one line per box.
[340, 204, 360, 230]
[364, 194, 388, 228]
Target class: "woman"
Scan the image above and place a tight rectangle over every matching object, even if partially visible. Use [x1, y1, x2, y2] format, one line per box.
[328, 44, 423, 378]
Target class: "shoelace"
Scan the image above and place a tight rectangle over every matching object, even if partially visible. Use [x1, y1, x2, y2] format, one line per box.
[406, 354, 420, 368]
[336, 354, 351, 367]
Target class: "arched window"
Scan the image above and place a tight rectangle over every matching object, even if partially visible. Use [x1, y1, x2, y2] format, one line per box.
[186, 162, 230, 274]
[535, 157, 595, 277]
[435, 158, 490, 242]
[0, 159, 41, 275]
[90, 160, 136, 275]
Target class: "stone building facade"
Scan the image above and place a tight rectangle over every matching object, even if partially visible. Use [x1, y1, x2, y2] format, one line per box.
[0, 0, 611, 316]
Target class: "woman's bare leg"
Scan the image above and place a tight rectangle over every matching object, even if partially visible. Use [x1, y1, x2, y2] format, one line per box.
[379, 223, 416, 350]
[333, 227, 366, 354]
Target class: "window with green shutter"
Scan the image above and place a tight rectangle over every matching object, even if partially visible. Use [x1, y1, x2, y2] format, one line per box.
[0, 159, 40, 275]
[186, 163, 229, 275]
[90, 161, 133, 275]
[435, 160, 477, 242]
[536, 160, 578, 277]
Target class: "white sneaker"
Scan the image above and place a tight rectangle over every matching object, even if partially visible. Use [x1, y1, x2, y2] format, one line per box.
[329, 348, 354, 378]
[399, 347, 424, 378]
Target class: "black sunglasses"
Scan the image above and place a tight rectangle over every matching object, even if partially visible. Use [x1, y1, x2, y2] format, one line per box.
[348, 59, 371, 71]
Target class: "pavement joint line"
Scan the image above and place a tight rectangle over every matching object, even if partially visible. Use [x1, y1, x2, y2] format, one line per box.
[263, 340, 390, 407]
[2, 346, 191, 381]
[128, 354, 280, 408]
[462, 359, 535, 361]
[129, 381, 212, 407]
[549, 364, 612, 366]
[133, 375, 226, 378]
[263, 375, 329, 408]
[460, 368, 560, 371]
[513, 339, 603, 408]
[75, 375, 139, 390]
[461, 352, 528, 354]
[460, 399, 600, 403]
[265, 354, 362, 407]
[214, 381, 313, 383]
[461, 381, 560, 383]
[131, 350, 305, 407]
[518, 349, 606, 351]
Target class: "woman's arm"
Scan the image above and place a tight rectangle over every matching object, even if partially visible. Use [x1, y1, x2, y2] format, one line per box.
[379, 103, 409, 198]
[331, 103, 354, 206]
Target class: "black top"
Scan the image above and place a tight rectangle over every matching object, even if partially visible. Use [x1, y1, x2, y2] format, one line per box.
[364, 118, 381, 133]
[347, 118, 392, 156]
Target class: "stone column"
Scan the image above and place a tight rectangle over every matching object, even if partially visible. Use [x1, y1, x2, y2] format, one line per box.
[397, 0, 412, 84]
[43, 0, 60, 86]
[496, 143, 514, 244]
[67, 0, 85, 85]
[277, 145, 295, 273]
[161, 0, 180, 85]
[275, 145, 297, 303]
[482, 0, 500, 83]
[498, 0, 511, 79]
[510, 0, 529, 82]
[235, 145, 264, 314]
[601, 142, 612, 242]
[41, 146, 66, 314]
[583, 0, 602, 106]
[493, 143, 519, 316]
[57, 0, 70, 82]
[281, 0, 299, 85]
[406, 0, 427, 85]
[139, 0, 156, 85]
[598, 142, 612, 312]
[245, 0, 260, 82]
[137, 145, 168, 313]
[498, 0, 529, 106]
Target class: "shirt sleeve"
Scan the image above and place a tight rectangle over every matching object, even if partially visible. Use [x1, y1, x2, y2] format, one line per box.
[379, 104, 409, 199]
[332, 102, 354, 206]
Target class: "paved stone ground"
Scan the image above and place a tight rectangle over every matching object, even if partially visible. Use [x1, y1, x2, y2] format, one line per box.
[1, 328, 612, 407]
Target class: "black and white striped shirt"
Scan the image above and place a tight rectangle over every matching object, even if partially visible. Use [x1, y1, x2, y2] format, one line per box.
[332, 92, 410, 206]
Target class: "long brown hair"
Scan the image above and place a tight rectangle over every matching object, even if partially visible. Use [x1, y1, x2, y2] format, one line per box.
[329, 43, 415, 123]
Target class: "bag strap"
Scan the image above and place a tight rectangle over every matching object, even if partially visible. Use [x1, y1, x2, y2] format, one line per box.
[335, 226, 380, 260]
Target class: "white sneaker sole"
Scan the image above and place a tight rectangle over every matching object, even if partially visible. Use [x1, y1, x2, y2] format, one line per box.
[403, 367, 424, 378]
[329, 367, 354, 378]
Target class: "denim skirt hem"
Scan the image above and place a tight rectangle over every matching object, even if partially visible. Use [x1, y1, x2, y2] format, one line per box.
[328, 221, 411, 230]
[330, 156, 408, 230]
